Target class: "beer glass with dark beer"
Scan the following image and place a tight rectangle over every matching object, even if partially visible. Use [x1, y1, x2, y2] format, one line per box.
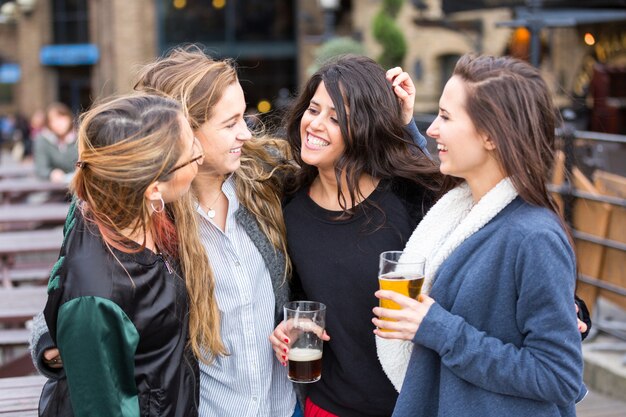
[283, 301, 326, 383]
[378, 251, 425, 330]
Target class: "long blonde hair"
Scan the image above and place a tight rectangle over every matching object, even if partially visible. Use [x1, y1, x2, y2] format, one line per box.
[135, 44, 294, 278]
[73, 93, 226, 362]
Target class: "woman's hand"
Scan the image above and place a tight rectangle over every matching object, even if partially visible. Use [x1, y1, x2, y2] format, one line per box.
[576, 303, 588, 334]
[49, 169, 66, 183]
[43, 348, 63, 369]
[386, 67, 416, 125]
[269, 320, 330, 367]
[373, 291, 435, 341]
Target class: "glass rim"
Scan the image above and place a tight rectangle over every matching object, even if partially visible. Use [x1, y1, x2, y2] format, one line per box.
[284, 300, 326, 312]
[379, 250, 426, 265]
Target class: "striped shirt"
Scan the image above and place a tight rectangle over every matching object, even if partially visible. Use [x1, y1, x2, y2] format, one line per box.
[197, 176, 297, 417]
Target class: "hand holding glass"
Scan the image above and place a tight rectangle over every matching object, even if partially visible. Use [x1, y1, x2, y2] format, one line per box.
[378, 251, 425, 330]
[283, 301, 326, 383]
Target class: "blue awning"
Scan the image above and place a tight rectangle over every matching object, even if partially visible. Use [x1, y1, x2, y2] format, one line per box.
[0, 63, 20, 84]
[40, 44, 99, 66]
[497, 7, 626, 28]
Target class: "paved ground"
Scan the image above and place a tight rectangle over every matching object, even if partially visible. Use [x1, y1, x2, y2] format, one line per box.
[577, 389, 626, 417]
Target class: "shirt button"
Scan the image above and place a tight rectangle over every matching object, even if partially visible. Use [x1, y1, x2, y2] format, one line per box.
[234, 260, 241, 266]
[252, 396, 258, 402]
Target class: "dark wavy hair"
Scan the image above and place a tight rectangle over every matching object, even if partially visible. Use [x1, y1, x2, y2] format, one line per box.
[284, 54, 442, 214]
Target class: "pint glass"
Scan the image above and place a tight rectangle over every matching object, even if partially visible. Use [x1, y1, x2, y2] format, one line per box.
[378, 251, 425, 329]
[283, 301, 326, 383]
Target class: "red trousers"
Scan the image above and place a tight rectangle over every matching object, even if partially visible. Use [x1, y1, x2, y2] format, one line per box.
[304, 398, 339, 417]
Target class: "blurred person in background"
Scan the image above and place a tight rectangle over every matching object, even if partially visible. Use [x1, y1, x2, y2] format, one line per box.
[34, 102, 78, 183]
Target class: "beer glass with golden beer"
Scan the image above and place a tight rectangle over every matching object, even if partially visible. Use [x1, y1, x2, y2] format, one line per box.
[283, 301, 326, 383]
[378, 251, 425, 330]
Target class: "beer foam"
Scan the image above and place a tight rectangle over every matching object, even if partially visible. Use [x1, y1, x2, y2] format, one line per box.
[288, 348, 322, 362]
[379, 272, 424, 281]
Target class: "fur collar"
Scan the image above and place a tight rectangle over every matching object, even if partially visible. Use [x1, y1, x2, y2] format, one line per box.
[376, 178, 518, 391]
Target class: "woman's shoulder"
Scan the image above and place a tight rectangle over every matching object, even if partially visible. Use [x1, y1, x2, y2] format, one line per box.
[494, 199, 572, 254]
[504, 199, 565, 234]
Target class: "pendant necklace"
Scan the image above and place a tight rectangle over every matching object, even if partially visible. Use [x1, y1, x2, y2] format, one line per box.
[204, 190, 222, 219]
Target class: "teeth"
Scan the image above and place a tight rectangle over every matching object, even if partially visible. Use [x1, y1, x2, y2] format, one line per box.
[307, 134, 329, 148]
[229, 147, 241, 154]
[437, 144, 448, 151]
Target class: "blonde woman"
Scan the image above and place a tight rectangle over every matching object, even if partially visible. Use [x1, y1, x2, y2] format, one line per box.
[31, 47, 296, 417]
[39, 93, 225, 416]
[135, 46, 299, 417]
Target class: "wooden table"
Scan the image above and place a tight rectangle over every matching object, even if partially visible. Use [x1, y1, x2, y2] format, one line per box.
[0, 203, 69, 228]
[0, 165, 34, 180]
[0, 287, 48, 378]
[0, 228, 63, 287]
[0, 228, 63, 257]
[0, 179, 68, 204]
[0, 287, 48, 325]
[0, 375, 45, 415]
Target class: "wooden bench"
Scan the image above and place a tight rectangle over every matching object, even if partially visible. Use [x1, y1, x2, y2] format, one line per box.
[0, 179, 68, 205]
[0, 329, 31, 347]
[0, 164, 35, 180]
[0, 287, 48, 326]
[0, 203, 69, 231]
[0, 375, 45, 415]
[6, 267, 51, 286]
[0, 287, 48, 378]
[0, 228, 62, 288]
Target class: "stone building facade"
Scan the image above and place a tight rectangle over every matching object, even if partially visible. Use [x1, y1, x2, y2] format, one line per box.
[1, 0, 625, 120]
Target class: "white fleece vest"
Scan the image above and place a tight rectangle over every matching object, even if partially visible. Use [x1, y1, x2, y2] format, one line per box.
[376, 178, 518, 391]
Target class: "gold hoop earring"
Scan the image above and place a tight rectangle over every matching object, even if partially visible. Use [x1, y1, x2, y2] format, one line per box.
[150, 197, 165, 213]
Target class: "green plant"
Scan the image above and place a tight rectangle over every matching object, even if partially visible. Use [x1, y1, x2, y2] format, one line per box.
[307, 36, 366, 75]
[372, 0, 407, 69]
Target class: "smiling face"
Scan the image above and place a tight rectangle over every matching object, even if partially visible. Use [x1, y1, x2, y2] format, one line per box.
[299, 81, 346, 172]
[426, 75, 498, 183]
[195, 82, 251, 176]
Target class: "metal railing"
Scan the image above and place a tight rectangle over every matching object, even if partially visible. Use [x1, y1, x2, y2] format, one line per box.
[553, 125, 626, 352]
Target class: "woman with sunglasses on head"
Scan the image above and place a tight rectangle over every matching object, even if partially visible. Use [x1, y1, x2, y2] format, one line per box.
[40, 93, 225, 417]
[373, 54, 585, 417]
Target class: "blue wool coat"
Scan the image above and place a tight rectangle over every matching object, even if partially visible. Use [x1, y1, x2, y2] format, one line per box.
[393, 198, 584, 417]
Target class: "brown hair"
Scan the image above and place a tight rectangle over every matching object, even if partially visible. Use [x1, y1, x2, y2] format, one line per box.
[284, 54, 442, 214]
[452, 54, 561, 217]
[45, 102, 74, 137]
[72, 92, 226, 361]
[135, 44, 294, 278]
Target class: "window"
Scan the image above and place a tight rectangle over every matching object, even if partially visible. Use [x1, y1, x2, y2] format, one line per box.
[0, 83, 13, 105]
[158, 0, 297, 122]
[438, 54, 461, 92]
[52, 0, 89, 44]
[160, 0, 295, 46]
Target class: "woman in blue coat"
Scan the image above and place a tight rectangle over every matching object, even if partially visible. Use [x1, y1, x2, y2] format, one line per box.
[373, 54, 585, 417]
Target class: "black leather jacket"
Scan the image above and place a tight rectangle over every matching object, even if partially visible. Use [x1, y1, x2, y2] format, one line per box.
[43, 202, 199, 417]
